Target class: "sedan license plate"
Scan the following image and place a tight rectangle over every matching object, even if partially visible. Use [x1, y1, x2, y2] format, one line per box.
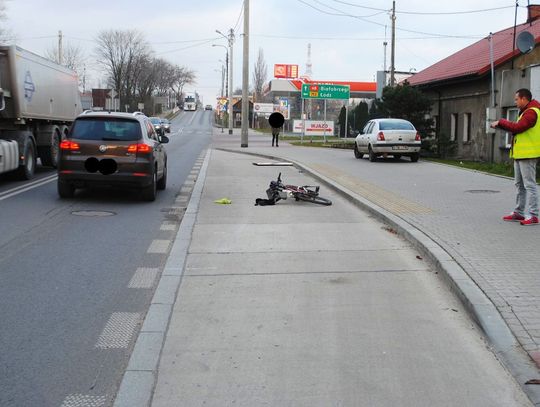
[392, 146, 408, 150]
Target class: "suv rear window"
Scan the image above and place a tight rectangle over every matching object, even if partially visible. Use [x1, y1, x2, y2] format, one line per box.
[70, 118, 142, 141]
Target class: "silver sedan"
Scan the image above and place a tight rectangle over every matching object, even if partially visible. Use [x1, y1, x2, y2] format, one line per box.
[354, 118, 421, 162]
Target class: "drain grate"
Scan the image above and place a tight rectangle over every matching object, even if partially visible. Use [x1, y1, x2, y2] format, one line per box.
[71, 210, 116, 217]
[465, 190, 500, 194]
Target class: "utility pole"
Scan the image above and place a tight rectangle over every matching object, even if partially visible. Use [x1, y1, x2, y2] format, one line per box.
[221, 64, 225, 98]
[228, 29, 235, 135]
[390, 1, 396, 86]
[58, 30, 63, 65]
[241, 0, 249, 147]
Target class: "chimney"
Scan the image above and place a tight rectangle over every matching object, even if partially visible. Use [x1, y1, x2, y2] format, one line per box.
[528, 4, 540, 23]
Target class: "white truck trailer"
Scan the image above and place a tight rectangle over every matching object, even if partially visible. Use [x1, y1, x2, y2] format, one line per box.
[0, 45, 82, 179]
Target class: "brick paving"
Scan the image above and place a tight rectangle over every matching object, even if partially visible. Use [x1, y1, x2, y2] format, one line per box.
[213, 130, 540, 364]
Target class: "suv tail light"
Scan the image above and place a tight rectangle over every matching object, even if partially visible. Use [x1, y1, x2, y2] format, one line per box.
[415, 132, 421, 141]
[377, 131, 385, 141]
[60, 140, 80, 151]
[127, 144, 153, 154]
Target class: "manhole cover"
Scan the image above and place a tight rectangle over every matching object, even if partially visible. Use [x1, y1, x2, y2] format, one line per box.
[465, 190, 500, 194]
[71, 210, 116, 217]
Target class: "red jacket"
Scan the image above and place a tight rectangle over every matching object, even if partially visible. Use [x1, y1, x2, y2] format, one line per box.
[497, 99, 540, 134]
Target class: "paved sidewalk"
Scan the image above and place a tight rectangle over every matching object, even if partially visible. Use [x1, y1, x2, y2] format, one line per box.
[211, 128, 540, 401]
[147, 147, 530, 407]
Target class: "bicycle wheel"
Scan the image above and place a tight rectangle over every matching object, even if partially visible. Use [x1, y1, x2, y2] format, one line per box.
[295, 192, 332, 206]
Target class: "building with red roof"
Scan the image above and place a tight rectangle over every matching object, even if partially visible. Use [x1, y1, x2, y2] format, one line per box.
[409, 4, 540, 162]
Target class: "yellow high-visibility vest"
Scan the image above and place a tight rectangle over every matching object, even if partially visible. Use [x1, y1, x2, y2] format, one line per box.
[512, 107, 540, 159]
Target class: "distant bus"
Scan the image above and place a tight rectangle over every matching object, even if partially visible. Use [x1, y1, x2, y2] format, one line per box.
[183, 94, 197, 111]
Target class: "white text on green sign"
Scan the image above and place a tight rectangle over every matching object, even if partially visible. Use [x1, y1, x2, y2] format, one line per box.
[301, 84, 350, 100]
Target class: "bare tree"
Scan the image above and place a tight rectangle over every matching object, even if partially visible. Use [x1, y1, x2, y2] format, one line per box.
[252, 48, 267, 102]
[45, 42, 86, 72]
[154, 60, 176, 96]
[45, 42, 88, 91]
[0, 0, 13, 44]
[171, 66, 196, 105]
[94, 29, 151, 108]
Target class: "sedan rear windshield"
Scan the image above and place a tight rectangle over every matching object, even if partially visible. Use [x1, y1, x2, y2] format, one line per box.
[70, 118, 142, 141]
[379, 120, 415, 131]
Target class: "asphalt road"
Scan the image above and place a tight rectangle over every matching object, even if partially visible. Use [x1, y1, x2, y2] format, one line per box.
[0, 109, 212, 407]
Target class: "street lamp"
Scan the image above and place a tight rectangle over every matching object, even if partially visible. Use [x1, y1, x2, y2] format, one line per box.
[215, 29, 234, 135]
[212, 45, 228, 98]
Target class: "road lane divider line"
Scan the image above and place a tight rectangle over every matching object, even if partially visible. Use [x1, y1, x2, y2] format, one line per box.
[187, 110, 198, 126]
[0, 174, 57, 201]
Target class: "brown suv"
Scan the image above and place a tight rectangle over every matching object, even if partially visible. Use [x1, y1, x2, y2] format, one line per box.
[57, 111, 169, 201]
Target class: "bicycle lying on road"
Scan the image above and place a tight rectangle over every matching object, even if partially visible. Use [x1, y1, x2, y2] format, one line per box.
[256, 172, 332, 206]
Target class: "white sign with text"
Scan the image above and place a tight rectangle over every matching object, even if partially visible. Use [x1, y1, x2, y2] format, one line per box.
[293, 120, 334, 135]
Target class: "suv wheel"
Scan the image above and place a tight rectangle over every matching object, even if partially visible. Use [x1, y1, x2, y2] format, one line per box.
[58, 180, 75, 198]
[157, 162, 167, 190]
[142, 170, 157, 201]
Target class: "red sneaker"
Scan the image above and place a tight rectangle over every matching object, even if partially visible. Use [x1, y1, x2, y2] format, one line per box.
[520, 216, 539, 226]
[503, 212, 525, 222]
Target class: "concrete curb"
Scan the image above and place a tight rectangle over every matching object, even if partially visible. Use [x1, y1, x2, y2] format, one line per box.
[113, 149, 212, 407]
[216, 147, 540, 405]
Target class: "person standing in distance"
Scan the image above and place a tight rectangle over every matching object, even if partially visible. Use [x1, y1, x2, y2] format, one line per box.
[491, 88, 540, 225]
[269, 112, 285, 148]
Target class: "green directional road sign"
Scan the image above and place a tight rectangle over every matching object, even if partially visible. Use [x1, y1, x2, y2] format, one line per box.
[301, 83, 350, 100]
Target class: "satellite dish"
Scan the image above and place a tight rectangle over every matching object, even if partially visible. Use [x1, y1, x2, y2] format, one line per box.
[517, 30, 535, 54]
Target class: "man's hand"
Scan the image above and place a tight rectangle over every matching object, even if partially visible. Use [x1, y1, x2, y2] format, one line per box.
[490, 120, 499, 128]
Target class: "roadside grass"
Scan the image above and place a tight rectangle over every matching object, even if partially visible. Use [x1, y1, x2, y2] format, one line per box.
[427, 158, 540, 182]
[255, 129, 540, 181]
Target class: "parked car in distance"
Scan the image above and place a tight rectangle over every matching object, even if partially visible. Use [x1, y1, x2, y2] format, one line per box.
[354, 118, 421, 162]
[160, 118, 171, 133]
[205, 105, 212, 111]
[57, 111, 169, 201]
[149, 116, 164, 136]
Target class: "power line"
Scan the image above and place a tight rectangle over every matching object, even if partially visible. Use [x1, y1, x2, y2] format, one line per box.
[296, 0, 484, 38]
[252, 33, 472, 41]
[312, 0, 387, 17]
[156, 38, 218, 55]
[233, 0, 244, 34]
[329, 0, 517, 15]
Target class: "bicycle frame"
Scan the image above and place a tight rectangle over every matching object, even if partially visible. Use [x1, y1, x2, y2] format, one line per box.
[266, 172, 328, 203]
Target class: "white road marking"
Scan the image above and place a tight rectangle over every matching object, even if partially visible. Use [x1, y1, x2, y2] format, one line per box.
[147, 239, 171, 254]
[0, 174, 57, 201]
[129, 267, 159, 289]
[96, 312, 140, 349]
[60, 394, 107, 407]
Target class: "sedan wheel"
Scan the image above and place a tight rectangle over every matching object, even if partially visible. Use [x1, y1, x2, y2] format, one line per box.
[410, 153, 419, 162]
[368, 146, 377, 162]
[354, 144, 363, 159]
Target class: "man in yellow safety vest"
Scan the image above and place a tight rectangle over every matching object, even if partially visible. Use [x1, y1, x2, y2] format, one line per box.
[491, 88, 540, 226]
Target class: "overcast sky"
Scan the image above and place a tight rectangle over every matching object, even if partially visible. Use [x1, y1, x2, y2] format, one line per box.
[3, 0, 531, 105]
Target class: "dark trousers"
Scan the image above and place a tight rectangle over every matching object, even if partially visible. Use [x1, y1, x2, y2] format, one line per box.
[272, 129, 279, 146]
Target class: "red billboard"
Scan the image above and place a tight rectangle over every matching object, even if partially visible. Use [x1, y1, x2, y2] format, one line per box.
[274, 64, 299, 79]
